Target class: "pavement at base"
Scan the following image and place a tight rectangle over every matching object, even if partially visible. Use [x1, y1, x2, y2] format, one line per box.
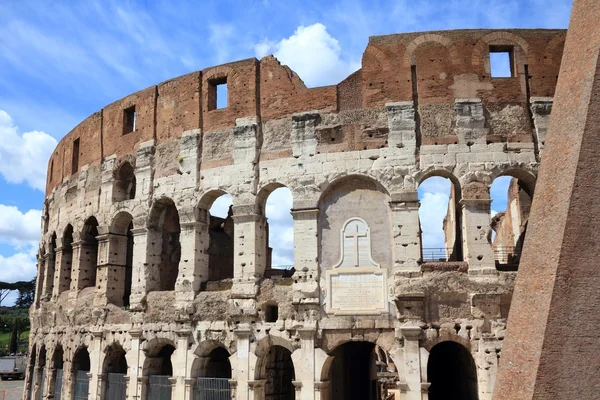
[0, 379, 24, 400]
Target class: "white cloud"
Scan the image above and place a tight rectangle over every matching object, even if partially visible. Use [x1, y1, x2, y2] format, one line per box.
[0, 204, 41, 248]
[0, 110, 57, 191]
[254, 23, 360, 88]
[0, 246, 38, 306]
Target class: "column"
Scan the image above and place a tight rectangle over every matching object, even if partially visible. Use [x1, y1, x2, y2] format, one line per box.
[33, 256, 44, 306]
[41, 244, 56, 301]
[291, 328, 317, 400]
[232, 325, 252, 400]
[184, 378, 195, 400]
[129, 228, 150, 311]
[175, 220, 209, 310]
[248, 380, 266, 400]
[88, 331, 103, 400]
[390, 192, 421, 276]
[172, 330, 191, 399]
[127, 330, 143, 400]
[230, 207, 267, 316]
[94, 230, 128, 307]
[400, 326, 425, 400]
[52, 239, 72, 300]
[314, 382, 330, 400]
[530, 97, 553, 156]
[460, 184, 496, 275]
[290, 208, 320, 308]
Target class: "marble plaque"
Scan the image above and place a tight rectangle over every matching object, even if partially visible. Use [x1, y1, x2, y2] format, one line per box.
[326, 269, 388, 314]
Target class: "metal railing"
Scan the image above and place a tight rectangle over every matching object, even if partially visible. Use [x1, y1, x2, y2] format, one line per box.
[54, 369, 63, 400]
[422, 248, 457, 262]
[193, 377, 231, 400]
[494, 246, 521, 265]
[147, 375, 172, 400]
[105, 373, 127, 400]
[73, 370, 90, 400]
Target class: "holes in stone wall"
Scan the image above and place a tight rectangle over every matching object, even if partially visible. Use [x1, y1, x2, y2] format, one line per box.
[123, 106, 136, 134]
[489, 46, 514, 78]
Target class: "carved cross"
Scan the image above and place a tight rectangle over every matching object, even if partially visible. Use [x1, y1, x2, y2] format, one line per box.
[345, 223, 368, 266]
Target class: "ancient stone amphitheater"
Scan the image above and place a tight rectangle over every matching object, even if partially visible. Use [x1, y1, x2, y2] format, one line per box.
[25, 28, 564, 400]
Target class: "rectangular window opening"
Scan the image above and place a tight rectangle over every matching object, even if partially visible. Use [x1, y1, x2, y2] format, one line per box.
[489, 46, 514, 78]
[123, 106, 136, 135]
[208, 78, 228, 110]
[72, 138, 80, 174]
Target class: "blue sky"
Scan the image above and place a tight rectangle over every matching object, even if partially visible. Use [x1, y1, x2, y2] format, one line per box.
[0, 0, 572, 304]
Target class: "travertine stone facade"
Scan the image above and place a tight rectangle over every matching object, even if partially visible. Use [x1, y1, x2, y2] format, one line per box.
[27, 28, 564, 400]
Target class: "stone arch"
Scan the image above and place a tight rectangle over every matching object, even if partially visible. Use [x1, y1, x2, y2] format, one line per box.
[545, 32, 567, 65]
[102, 342, 128, 374]
[417, 170, 464, 262]
[472, 31, 530, 66]
[198, 190, 234, 282]
[147, 197, 181, 291]
[79, 216, 100, 288]
[426, 340, 478, 400]
[404, 33, 456, 66]
[423, 332, 472, 353]
[254, 337, 296, 400]
[319, 174, 391, 203]
[191, 343, 232, 379]
[142, 339, 176, 376]
[362, 44, 391, 71]
[112, 161, 136, 202]
[489, 167, 536, 197]
[256, 182, 288, 215]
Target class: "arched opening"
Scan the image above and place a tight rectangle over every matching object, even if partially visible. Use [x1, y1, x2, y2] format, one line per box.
[103, 344, 127, 400]
[206, 193, 234, 282]
[259, 185, 294, 278]
[36, 346, 47, 400]
[489, 173, 533, 270]
[256, 345, 295, 400]
[59, 225, 74, 295]
[148, 199, 181, 291]
[418, 174, 463, 262]
[51, 346, 64, 400]
[192, 346, 232, 400]
[112, 161, 136, 202]
[325, 342, 397, 400]
[43, 233, 57, 300]
[110, 212, 134, 307]
[72, 347, 91, 400]
[427, 341, 478, 400]
[145, 344, 175, 400]
[80, 217, 99, 288]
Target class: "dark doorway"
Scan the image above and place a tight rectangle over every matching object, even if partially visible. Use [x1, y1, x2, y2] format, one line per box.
[258, 345, 295, 400]
[427, 341, 478, 400]
[328, 342, 378, 400]
[193, 347, 232, 400]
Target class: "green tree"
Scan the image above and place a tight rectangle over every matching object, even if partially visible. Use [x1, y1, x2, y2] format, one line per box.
[14, 279, 35, 308]
[9, 319, 18, 354]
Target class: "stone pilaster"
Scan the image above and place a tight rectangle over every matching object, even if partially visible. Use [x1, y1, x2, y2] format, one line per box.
[233, 120, 261, 165]
[94, 230, 128, 307]
[400, 326, 425, 400]
[314, 381, 330, 400]
[248, 379, 266, 400]
[454, 98, 489, 144]
[530, 97, 553, 156]
[179, 130, 202, 189]
[386, 101, 417, 151]
[390, 191, 421, 275]
[52, 240, 73, 300]
[291, 112, 320, 158]
[172, 330, 191, 399]
[232, 325, 252, 400]
[88, 331, 103, 400]
[291, 208, 320, 314]
[175, 221, 208, 310]
[127, 330, 143, 400]
[129, 228, 150, 310]
[135, 140, 155, 198]
[460, 198, 497, 275]
[291, 328, 317, 400]
[41, 247, 56, 301]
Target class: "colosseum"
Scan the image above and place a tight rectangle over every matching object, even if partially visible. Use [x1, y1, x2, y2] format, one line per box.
[24, 28, 564, 400]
